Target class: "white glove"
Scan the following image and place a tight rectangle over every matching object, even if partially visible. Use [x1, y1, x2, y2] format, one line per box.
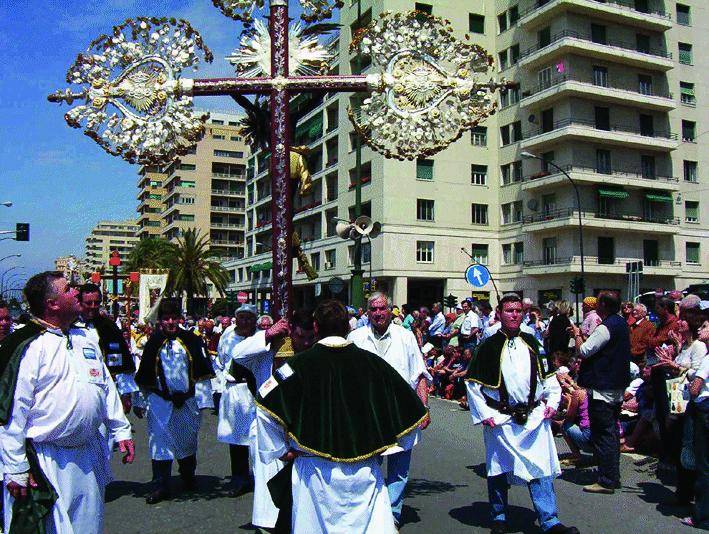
[5, 472, 29, 486]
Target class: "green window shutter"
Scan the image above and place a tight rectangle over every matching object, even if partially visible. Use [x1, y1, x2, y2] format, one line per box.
[645, 191, 673, 203]
[598, 187, 629, 199]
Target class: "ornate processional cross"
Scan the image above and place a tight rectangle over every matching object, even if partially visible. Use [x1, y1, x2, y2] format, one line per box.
[48, 0, 509, 319]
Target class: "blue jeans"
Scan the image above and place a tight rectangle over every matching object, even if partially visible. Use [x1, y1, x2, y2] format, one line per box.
[487, 474, 560, 531]
[384, 449, 412, 523]
[562, 421, 593, 454]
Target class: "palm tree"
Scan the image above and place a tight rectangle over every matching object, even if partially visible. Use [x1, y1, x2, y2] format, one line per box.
[122, 237, 176, 273]
[167, 229, 230, 314]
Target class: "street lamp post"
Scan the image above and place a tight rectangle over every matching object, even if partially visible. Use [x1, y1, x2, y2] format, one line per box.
[0, 266, 25, 294]
[0, 254, 21, 264]
[521, 152, 585, 315]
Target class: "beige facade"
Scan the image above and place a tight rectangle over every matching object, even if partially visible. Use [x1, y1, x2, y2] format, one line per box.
[225, 0, 708, 309]
[136, 165, 167, 239]
[157, 111, 248, 262]
[84, 220, 139, 271]
[54, 255, 90, 280]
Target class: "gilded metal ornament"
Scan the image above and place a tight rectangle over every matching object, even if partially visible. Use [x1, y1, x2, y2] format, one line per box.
[48, 17, 213, 164]
[348, 11, 502, 161]
[213, 0, 343, 25]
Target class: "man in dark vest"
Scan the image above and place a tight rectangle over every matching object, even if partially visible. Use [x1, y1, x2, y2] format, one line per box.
[569, 290, 630, 494]
[75, 283, 137, 410]
[134, 299, 215, 504]
[465, 293, 578, 534]
[256, 299, 428, 533]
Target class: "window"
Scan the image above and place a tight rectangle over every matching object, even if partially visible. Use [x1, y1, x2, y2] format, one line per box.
[502, 243, 513, 264]
[414, 2, 432, 14]
[685, 201, 699, 223]
[471, 244, 489, 265]
[682, 120, 696, 142]
[641, 155, 656, 179]
[502, 201, 522, 224]
[514, 242, 524, 264]
[500, 125, 510, 146]
[179, 214, 195, 222]
[498, 12, 507, 33]
[542, 193, 557, 215]
[598, 236, 615, 264]
[471, 165, 487, 186]
[179, 196, 195, 204]
[212, 134, 225, 140]
[501, 161, 523, 184]
[513, 161, 523, 183]
[538, 66, 552, 89]
[639, 114, 654, 137]
[636, 34, 650, 54]
[595, 107, 610, 130]
[677, 4, 691, 26]
[509, 5, 519, 25]
[471, 203, 488, 225]
[680, 82, 696, 106]
[593, 66, 608, 87]
[686, 242, 700, 264]
[471, 126, 487, 146]
[538, 27, 551, 48]
[679, 43, 693, 65]
[324, 249, 336, 270]
[543, 237, 557, 264]
[596, 149, 612, 174]
[416, 158, 434, 180]
[310, 252, 320, 271]
[469, 14, 485, 34]
[416, 241, 434, 263]
[508, 86, 520, 105]
[684, 160, 698, 182]
[512, 121, 523, 142]
[179, 163, 196, 170]
[591, 24, 607, 45]
[230, 136, 242, 141]
[416, 199, 435, 221]
[214, 149, 244, 158]
[635, 0, 649, 13]
[638, 74, 653, 96]
[510, 44, 520, 65]
[211, 119, 224, 125]
[498, 50, 508, 71]
[181, 180, 196, 188]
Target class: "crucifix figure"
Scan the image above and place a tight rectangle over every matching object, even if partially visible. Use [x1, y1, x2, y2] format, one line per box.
[48, 1, 509, 320]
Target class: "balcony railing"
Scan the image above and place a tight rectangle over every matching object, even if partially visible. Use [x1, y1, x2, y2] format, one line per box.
[294, 200, 323, 214]
[212, 172, 245, 179]
[522, 74, 673, 100]
[210, 240, 244, 246]
[524, 256, 680, 268]
[211, 206, 244, 212]
[519, 0, 670, 20]
[522, 207, 680, 225]
[522, 164, 678, 183]
[525, 117, 677, 141]
[211, 189, 245, 196]
[520, 29, 672, 61]
[210, 222, 244, 229]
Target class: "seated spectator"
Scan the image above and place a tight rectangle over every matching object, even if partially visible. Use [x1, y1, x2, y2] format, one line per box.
[559, 380, 592, 467]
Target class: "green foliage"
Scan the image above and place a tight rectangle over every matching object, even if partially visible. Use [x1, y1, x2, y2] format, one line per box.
[166, 228, 230, 314]
[122, 237, 176, 273]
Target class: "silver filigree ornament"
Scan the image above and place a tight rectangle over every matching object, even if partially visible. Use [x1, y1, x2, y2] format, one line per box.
[226, 19, 331, 77]
[213, 0, 343, 25]
[47, 17, 214, 165]
[348, 11, 500, 161]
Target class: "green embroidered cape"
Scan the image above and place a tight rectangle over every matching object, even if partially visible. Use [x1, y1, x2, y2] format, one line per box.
[0, 323, 58, 534]
[256, 342, 427, 462]
[464, 330, 556, 388]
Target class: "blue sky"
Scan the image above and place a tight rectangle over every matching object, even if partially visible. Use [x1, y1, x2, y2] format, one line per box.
[0, 0, 315, 282]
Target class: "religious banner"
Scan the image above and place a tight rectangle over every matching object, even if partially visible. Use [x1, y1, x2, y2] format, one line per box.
[138, 271, 169, 324]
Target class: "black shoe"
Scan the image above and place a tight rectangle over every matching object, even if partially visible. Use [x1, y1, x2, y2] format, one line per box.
[546, 524, 580, 534]
[490, 520, 507, 534]
[145, 487, 170, 504]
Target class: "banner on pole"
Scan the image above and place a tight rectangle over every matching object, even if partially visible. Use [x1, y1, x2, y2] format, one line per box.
[138, 271, 169, 324]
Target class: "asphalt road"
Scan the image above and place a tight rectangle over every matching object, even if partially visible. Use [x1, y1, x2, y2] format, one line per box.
[107, 398, 686, 533]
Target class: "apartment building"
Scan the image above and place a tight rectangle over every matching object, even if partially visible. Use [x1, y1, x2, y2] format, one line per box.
[136, 165, 167, 239]
[158, 111, 249, 261]
[225, 0, 708, 310]
[84, 220, 139, 270]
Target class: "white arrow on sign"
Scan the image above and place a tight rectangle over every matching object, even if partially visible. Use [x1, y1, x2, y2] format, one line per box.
[472, 268, 483, 285]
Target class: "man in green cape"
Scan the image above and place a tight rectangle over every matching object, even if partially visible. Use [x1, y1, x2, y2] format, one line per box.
[256, 299, 427, 533]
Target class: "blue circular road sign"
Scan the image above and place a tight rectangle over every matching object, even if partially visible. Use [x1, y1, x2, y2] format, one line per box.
[465, 264, 491, 288]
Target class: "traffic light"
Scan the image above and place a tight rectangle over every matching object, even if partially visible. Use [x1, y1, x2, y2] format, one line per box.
[570, 276, 585, 295]
[15, 223, 29, 242]
[444, 293, 458, 310]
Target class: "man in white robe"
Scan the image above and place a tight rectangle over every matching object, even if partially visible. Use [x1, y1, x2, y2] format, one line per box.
[256, 300, 428, 534]
[134, 299, 214, 504]
[348, 292, 431, 527]
[218, 303, 291, 529]
[465, 293, 578, 534]
[1, 271, 135, 534]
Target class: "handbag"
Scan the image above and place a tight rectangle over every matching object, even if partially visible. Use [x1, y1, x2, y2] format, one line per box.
[666, 372, 690, 415]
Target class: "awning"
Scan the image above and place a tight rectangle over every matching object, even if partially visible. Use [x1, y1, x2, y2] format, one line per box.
[248, 261, 273, 273]
[680, 86, 695, 97]
[598, 187, 629, 199]
[645, 192, 673, 203]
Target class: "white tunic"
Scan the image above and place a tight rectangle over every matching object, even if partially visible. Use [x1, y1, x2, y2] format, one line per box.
[141, 339, 213, 461]
[257, 405, 397, 534]
[348, 323, 431, 450]
[466, 335, 561, 484]
[219, 328, 281, 528]
[1, 326, 132, 534]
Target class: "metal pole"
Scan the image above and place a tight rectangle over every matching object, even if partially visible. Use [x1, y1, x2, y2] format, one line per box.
[268, 0, 293, 320]
[350, 0, 365, 309]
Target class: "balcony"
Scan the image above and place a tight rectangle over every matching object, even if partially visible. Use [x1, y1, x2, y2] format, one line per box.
[522, 164, 679, 192]
[523, 255, 681, 276]
[518, 30, 673, 71]
[211, 189, 245, 197]
[210, 222, 244, 229]
[522, 207, 680, 234]
[519, 0, 672, 32]
[210, 239, 244, 246]
[521, 74, 675, 112]
[211, 205, 244, 213]
[212, 172, 245, 180]
[522, 118, 678, 152]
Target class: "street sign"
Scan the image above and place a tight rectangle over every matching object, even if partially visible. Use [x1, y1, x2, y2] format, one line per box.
[237, 291, 249, 304]
[465, 264, 491, 288]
